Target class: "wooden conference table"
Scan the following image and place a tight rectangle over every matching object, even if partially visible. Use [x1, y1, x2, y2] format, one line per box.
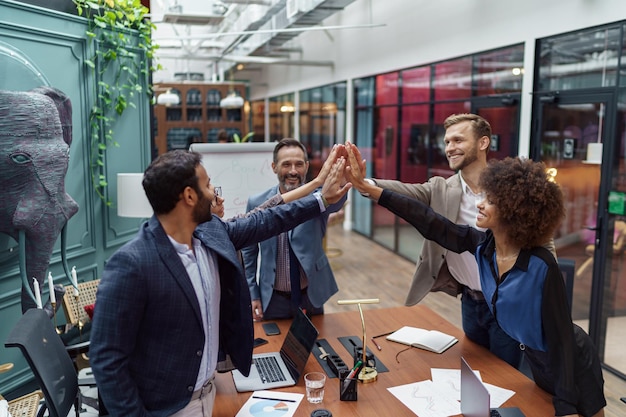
[213, 306, 553, 416]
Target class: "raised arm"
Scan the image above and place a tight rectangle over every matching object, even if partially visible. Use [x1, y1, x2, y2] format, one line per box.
[345, 141, 481, 255]
[345, 142, 383, 201]
[282, 143, 346, 204]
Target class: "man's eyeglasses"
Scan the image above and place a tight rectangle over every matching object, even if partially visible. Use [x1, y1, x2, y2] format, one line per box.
[212, 186, 222, 207]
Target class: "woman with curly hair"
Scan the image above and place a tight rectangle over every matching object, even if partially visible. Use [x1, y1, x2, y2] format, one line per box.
[346, 143, 605, 417]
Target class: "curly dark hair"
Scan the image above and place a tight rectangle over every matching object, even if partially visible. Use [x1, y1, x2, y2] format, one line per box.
[142, 150, 202, 215]
[479, 157, 565, 249]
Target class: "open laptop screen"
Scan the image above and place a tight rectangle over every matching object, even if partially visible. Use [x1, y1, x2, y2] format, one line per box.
[280, 310, 319, 381]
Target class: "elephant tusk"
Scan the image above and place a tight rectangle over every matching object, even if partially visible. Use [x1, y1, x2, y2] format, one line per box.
[19, 229, 37, 304]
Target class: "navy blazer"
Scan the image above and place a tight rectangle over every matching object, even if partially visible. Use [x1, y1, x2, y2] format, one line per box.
[241, 185, 346, 310]
[90, 194, 323, 417]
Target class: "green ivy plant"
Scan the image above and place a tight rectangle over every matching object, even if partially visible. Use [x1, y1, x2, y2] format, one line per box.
[74, 0, 161, 205]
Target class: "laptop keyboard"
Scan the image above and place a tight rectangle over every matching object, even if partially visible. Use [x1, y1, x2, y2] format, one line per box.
[254, 356, 286, 383]
[490, 410, 502, 417]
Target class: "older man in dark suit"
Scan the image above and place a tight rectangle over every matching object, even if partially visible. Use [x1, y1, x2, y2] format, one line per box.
[90, 150, 350, 417]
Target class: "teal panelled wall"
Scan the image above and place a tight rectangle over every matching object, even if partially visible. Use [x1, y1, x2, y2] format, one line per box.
[0, 0, 151, 393]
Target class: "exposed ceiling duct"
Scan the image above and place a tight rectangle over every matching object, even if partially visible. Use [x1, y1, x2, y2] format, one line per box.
[151, 0, 378, 81]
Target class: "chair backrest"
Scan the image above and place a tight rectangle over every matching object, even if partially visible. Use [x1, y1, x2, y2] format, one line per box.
[62, 279, 100, 326]
[558, 258, 575, 312]
[5, 308, 79, 417]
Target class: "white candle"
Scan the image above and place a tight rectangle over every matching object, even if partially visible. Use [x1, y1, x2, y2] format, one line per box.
[48, 272, 56, 304]
[71, 266, 80, 297]
[33, 278, 42, 309]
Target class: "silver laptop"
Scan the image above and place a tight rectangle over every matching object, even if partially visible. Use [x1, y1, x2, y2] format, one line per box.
[461, 357, 525, 417]
[232, 308, 319, 392]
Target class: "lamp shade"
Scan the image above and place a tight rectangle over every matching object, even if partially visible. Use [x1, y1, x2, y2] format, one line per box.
[219, 92, 244, 109]
[117, 173, 153, 218]
[156, 90, 180, 106]
[583, 143, 603, 164]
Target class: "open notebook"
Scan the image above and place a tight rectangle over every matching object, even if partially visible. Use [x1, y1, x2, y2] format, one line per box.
[231, 308, 318, 392]
[386, 326, 457, 354]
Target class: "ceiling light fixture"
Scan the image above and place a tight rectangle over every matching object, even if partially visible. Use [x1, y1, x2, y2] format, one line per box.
[220, 91, 244, 109]
[156, 89, 180, 106]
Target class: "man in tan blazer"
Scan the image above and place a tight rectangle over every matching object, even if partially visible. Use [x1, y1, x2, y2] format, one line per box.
[364, 113, 524, 368]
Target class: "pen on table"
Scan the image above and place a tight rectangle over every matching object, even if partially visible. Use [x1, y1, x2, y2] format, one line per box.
[342, 359, 363, 389]
[371, 337, 382, 351]
[372, 330, 395, 339]
[252, 395, 296, 403]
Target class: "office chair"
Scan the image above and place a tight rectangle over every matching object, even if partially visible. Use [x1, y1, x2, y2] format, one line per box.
[557, 258, 575, 312]
[62, 279, 99, 332]
[61, 279, 100, 370]
[5, 308, 83, 417]
[519, 258, 576, 380]
[0, 363, 43, 417]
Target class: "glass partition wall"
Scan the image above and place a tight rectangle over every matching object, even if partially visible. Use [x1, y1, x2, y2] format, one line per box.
[352, 44, 524, 259]
[299, 83, 347, 180]
[532, 21, 626, 380]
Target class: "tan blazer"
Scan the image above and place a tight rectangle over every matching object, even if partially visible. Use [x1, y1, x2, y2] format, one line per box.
[375, 175, 465, 305]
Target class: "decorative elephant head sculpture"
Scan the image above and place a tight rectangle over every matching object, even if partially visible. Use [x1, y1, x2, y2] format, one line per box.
[0, 86, 79, 312]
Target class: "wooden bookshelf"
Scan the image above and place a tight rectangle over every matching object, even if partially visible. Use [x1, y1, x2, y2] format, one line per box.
[153, 82, 248, 155]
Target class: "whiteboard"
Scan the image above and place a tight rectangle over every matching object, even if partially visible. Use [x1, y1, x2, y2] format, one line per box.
[190, 142, 277, 219]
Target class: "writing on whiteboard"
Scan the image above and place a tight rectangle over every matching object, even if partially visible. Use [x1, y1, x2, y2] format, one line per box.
[190, 142, 277, 219]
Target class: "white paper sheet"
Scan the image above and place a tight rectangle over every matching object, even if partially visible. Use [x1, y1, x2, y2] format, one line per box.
[388, 368, 518, 416]
[484, 382, 515, 407]
[430, 368, 481, 402]
[388, 380, 461, 417]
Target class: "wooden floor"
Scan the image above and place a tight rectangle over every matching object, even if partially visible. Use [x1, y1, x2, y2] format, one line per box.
[325, 225, 626, 417]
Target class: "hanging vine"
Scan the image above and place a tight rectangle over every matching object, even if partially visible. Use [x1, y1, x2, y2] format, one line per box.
[74, 0, 161, 205]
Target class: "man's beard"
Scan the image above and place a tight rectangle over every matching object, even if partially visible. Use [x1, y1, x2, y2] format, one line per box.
[192, 191, 213, 224]
[279, 174, 305, 192]
[448, 145, 478, 171]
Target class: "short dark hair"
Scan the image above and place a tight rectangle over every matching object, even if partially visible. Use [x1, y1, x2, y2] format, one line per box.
[443, 113, 492, 140]
[142, 150, 202, 215]
[479, 157, 565, 248]
[273, 138, 308, 163]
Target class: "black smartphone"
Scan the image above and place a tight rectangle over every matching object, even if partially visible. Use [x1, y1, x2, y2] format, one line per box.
[253, 337, 268, 348]
[262, 322, 281, 336]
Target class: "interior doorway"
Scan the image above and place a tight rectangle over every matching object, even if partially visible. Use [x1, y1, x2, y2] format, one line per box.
[533, 91, 626, 379]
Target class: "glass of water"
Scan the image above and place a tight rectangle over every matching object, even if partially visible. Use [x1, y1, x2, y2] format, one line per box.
[304, 372, 326, 404]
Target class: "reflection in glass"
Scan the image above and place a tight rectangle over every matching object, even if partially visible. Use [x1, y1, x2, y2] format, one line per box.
[376, 72, 399, 106]
[538, 25, 621, 91]
[299, 82, 347, 179]
[603, 91, 626, 377]
[354, 77, 375, 107]
[474, 44, 524, 96]
[269, 93, 295, 142]
[401, 67, 430, 104]
[433, 57, 472, 101]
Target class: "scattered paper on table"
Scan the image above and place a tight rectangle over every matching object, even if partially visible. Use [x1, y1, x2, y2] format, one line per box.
[430, 368, 481, 401]
[484, 382, 515, 407]
[388, 369, 518, 416]
[388, 380, 461, 417]
[235, 390, 304, 417]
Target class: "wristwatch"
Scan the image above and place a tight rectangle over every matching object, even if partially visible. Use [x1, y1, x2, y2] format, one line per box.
[360, 178, 377, 198]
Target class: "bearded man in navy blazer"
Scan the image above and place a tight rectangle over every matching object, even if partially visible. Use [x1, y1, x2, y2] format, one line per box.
[90, 150, 350, 417]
